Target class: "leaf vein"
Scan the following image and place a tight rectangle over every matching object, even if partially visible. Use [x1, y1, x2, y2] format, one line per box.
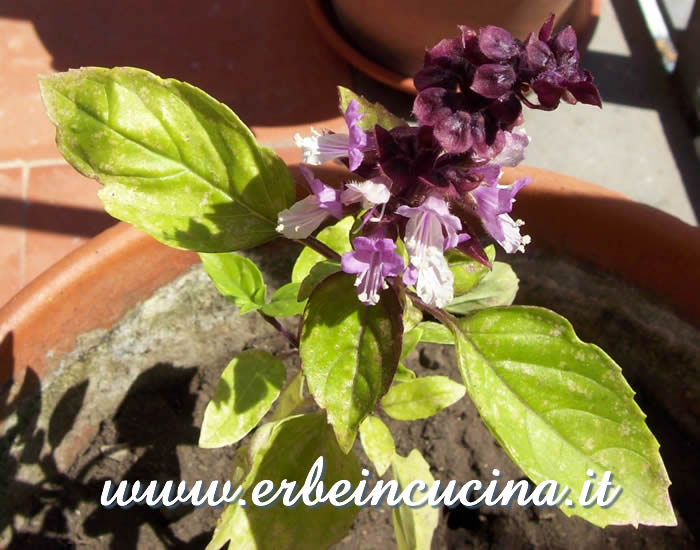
[54, 86, 274, 226]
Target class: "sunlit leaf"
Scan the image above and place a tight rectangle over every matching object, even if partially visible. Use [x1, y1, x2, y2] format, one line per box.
[446, 245, 495, 297]
[261, 282, 306, 317]
[291, 216, 353, 283]
[199, 350, 285, 448]
[338, 86, 407, 131]
[446, 261, 518, 314]
[40, 67, 294, 251]
[381, 376, 465, 421]
[270, 371, 306, 422]
[359, 416, 395, 476]
[392, 450, 439, 550]
[400, 326, 423, 361]
[208, 413, 361, 550]
[402, 297, 423, 333]
[454, 306, 676, 527]
[417, 321, 454, 345]
[297, 260, 341, 301]
[300, 273, 403, 452]
[200, 252, 266, 314]
[394, 363, 417, 383]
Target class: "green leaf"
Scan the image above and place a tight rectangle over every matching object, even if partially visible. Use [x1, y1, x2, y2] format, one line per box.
[394, 363, 417, 383]
[270, 371, 306, 422]
[200, 252, 266, 314]
[338, 86, 406, 131]
[199, 350, 285, 448]
[359, 416, 395, 476]
[291, 216, 354, 283]
[300, 272, 403, 453]
[400, 326, 423, 361]
[381, 376, 465, 421]
[402, 296, 423, 333]
[446, 245, 495, 296]
[454, 306, 676, 527]
[39, 67, 294, 252]
[297, 261, 341, 301]
[446, 261, 518, 315]
[207, 413, 361, 550]
[417, 321, 454, 345]
[395, 237, 409, 265]
[261, 282, 306, 317]
[391, 450, 439, 550]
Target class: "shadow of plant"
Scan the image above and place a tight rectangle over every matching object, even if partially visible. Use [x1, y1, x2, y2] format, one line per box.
[1, 362, 214, 549]
[1, 366, 89, 548]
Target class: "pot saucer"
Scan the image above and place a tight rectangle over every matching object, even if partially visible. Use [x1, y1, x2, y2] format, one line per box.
[306, 0, 601, 95]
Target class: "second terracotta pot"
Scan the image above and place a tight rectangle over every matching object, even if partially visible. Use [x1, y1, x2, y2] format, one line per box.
[331, 0, 595, 77]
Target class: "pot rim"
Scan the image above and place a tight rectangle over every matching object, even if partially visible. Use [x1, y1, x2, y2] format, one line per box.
[1, 164, 698, 410]
[306, 0, 602, 94]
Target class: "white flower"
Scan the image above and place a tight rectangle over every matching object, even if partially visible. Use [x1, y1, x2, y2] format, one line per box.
[397, 194, 462, 307]
[294, 130, 351, 166]
[341, 177, 391, 207]
[404, 250, 454, 308]
[293, 100, 370, 170]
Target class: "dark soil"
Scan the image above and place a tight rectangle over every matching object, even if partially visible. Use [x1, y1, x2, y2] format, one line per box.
[3, 248, 698, 549]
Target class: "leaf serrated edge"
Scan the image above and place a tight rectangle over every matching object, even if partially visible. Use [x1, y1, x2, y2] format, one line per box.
[453, 306, 676, 527]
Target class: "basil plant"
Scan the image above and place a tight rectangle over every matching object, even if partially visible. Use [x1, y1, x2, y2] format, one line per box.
[40, 15, 675, 550]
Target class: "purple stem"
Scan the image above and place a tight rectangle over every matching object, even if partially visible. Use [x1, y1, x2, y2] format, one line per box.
[260, 312, 300, 348]
[296, 236, 342, 261]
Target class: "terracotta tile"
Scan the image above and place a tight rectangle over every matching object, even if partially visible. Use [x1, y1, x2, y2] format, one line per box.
[0, 18, 57, 161]
[274, 145, 306, 167]
[24, 164, 115, 286]
[0, 168, 26, 306]
[0, 1, 352, 162]
[26, 164, 105, 210]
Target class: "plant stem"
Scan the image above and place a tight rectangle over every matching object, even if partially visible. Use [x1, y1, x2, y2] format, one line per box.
[260, 312, 299, 348]
[296, 236, 341, 261]
[517, 89, 557, 111]
[406, 290, 460, 332]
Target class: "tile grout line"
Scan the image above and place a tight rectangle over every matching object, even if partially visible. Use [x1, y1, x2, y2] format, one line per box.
[0, 158, 67, 170]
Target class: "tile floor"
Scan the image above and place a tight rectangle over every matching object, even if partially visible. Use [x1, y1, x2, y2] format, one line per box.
[0, 0, 697, 308]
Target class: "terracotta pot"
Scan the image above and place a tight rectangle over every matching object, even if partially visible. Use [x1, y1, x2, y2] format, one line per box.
[2, 164, 698, 403]
[329, 0, 600, 79]
[1, 164, 698, 546]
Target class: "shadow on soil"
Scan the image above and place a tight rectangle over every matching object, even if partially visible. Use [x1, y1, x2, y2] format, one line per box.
[1, 363, 211, 549]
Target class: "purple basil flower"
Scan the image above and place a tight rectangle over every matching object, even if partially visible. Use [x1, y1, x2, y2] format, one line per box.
[413, 25, 522, 157]
[413, 84, 511, 157]
[294, 100, 371, 171]
[344, 99, 370, 170]
[341, 235, 404, 306]
[520, 15, 602, 110]
[396, 194, 462, 307]
[375, 125, 442, 192]
[374, 123, 508, 221]
[489, 128, 530, 167]
[471, 176, 531, 253]
[276, 165, 343, 239]
[374, 124, 483, 200]
[412, 16, 600, 160]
